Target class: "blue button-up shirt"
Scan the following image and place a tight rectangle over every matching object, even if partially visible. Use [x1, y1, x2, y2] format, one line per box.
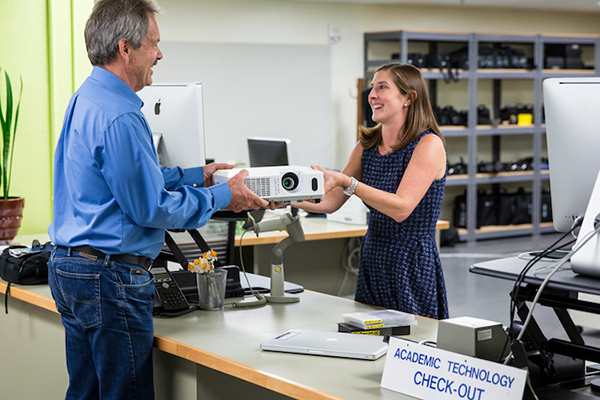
[48, 67, 231, 259]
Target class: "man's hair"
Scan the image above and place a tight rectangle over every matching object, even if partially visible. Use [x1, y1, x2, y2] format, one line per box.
[84, 0, 160, 66]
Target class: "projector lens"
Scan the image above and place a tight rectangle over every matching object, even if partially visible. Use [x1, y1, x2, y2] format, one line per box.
[281, 172, 299, 191]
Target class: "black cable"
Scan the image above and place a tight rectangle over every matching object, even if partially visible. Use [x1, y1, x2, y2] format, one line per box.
[231, 229, 267, 308]
[501, 226, 578, 364]
[509, 233, 574, 332]
[509, 232, 575, 328]
[155, 302, 200, 318]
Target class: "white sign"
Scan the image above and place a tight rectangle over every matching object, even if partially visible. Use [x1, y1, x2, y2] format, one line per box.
[381, 337, 527, 400]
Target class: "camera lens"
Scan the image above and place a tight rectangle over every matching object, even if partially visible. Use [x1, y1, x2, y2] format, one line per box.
[281, 172, 299, 191]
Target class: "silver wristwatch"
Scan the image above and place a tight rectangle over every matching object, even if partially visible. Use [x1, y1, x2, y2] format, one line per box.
[343, 177, 358, 196]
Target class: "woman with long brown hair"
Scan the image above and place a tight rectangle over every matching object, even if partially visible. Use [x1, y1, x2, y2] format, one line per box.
[294, 63, 448, 319]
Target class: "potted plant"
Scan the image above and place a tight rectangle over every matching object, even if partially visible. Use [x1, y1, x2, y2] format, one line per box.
[0, 67, 24, 244]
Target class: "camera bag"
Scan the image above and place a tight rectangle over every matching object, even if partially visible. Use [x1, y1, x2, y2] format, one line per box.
[0, 240, 53, 313]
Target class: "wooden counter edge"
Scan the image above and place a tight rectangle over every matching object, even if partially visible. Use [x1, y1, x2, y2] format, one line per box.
[236, 219, 450, 246]
[153, 335, 344, 400]
[0, 281, 58, 313]
[0, 281, 344, 399]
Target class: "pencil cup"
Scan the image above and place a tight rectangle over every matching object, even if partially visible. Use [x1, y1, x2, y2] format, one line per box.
[196, 269, 227, 310]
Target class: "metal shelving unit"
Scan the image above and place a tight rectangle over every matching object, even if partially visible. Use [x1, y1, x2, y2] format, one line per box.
[363, 30, 600, 243]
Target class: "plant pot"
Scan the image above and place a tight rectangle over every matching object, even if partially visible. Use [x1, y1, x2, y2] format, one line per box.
[0, 197, 24, 245]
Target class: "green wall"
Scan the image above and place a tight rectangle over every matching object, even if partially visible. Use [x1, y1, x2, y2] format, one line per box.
[0, 0, 92, 236]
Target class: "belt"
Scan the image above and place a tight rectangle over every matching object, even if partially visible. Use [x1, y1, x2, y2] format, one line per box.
[61, 245, 153, 269]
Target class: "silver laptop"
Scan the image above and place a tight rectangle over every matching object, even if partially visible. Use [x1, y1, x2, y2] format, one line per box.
[260, 329, 388, 360]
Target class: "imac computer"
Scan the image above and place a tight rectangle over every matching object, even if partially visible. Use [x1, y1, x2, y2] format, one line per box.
[544, 77, 600, 277]
[137, 83, 206, 169]
[248, 137, 290, 167]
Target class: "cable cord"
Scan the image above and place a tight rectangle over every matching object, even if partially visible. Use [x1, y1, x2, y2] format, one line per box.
[156, 302, 200, 317]
[231, 229, 267, 308]
[504, 223, 600, 366]
[497, 223, 579, 365]
[516, 225, 600, 344]
[507, 225, 578, 343]
[509, 234, 575, 323]
[343, 237, 361, 275]
[334, 237, 361, 296]
[526, 372, 540, 400]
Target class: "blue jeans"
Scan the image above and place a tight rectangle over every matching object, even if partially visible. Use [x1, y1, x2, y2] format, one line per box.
[48, 246, 155, 400]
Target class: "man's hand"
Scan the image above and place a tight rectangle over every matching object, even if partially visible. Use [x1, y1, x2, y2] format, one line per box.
[203, 162, 234, 187]
[225, 170, 269, 212]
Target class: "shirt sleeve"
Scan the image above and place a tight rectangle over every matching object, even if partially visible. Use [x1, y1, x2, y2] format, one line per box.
[161, 166, 205, 190]
[97, 113, 231, 229]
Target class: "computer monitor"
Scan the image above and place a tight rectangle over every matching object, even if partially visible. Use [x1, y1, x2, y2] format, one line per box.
[544, 77, 600, 232]
[137, 83, 206, 169]
[247, 137, 290, 167]
[544, 77, 600, 277]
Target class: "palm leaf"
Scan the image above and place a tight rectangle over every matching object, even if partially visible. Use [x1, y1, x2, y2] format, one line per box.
[2, 71, 13, 199]
[0, 69, 6, 198]
[0, 69, 22, 199]
[0, 69, 7, 142]
[7, 76, 22, 199]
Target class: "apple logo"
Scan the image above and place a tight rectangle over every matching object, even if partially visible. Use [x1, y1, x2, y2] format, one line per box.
[154, 99, 161, 115]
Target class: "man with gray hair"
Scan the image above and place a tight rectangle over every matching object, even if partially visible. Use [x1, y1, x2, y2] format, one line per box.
[47, 0, 267, 398]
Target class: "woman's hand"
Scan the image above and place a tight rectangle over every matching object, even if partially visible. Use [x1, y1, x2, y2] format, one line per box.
[311, 165, 350, 195]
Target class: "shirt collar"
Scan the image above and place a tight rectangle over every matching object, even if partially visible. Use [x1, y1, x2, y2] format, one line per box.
[90, 66, 143, 109]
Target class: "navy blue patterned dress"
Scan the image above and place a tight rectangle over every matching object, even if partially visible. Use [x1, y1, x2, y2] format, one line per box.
[355, 131, 449, 320]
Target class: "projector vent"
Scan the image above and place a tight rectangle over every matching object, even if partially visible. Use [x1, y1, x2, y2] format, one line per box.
[245, 177, 271, 197]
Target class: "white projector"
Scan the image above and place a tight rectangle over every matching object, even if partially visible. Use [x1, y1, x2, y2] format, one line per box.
[212, 166, 324, 203]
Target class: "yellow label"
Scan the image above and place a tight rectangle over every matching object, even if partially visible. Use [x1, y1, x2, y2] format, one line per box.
[364, 319, 383, 324]
[351, 330, 380, 335]
[364, 324, 385, 329]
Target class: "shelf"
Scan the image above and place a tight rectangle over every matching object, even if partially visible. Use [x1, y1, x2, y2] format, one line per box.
[457, 222, 556, 240]
[363, 31, 403, 41]
[440, 125, 540, 137]
[366, 68, 464, 81]
[541, 34, 599, 45]
[475, 170, 549, 184]
[476, 125, 537, 136]
[365, 60, 393, 70]
[440, 126, 469, 137]
[369, 68, 546, 81]
[477, 33, 536, 44]
[421, 70, 466, 80]
[476, 69, 537, 79]
[367, 67, 595, 81]
[364, 30, 470, 42]
[364, 30, 600, 243]
[445, 175, 470, 186]
[542, 69, 598, 78]
[446, 170, 549, 186]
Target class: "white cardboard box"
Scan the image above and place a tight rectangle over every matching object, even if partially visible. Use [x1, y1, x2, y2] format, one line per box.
[327, 195, 369, 225]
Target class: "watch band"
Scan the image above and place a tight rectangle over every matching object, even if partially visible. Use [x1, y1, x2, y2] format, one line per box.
[343, 176, 358, 196]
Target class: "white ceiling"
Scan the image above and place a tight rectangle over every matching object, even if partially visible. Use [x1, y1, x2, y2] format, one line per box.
[276, 0, 600, 13]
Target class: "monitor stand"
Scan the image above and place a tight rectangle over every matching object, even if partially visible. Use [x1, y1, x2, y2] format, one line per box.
[571, 169, 600, 278]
